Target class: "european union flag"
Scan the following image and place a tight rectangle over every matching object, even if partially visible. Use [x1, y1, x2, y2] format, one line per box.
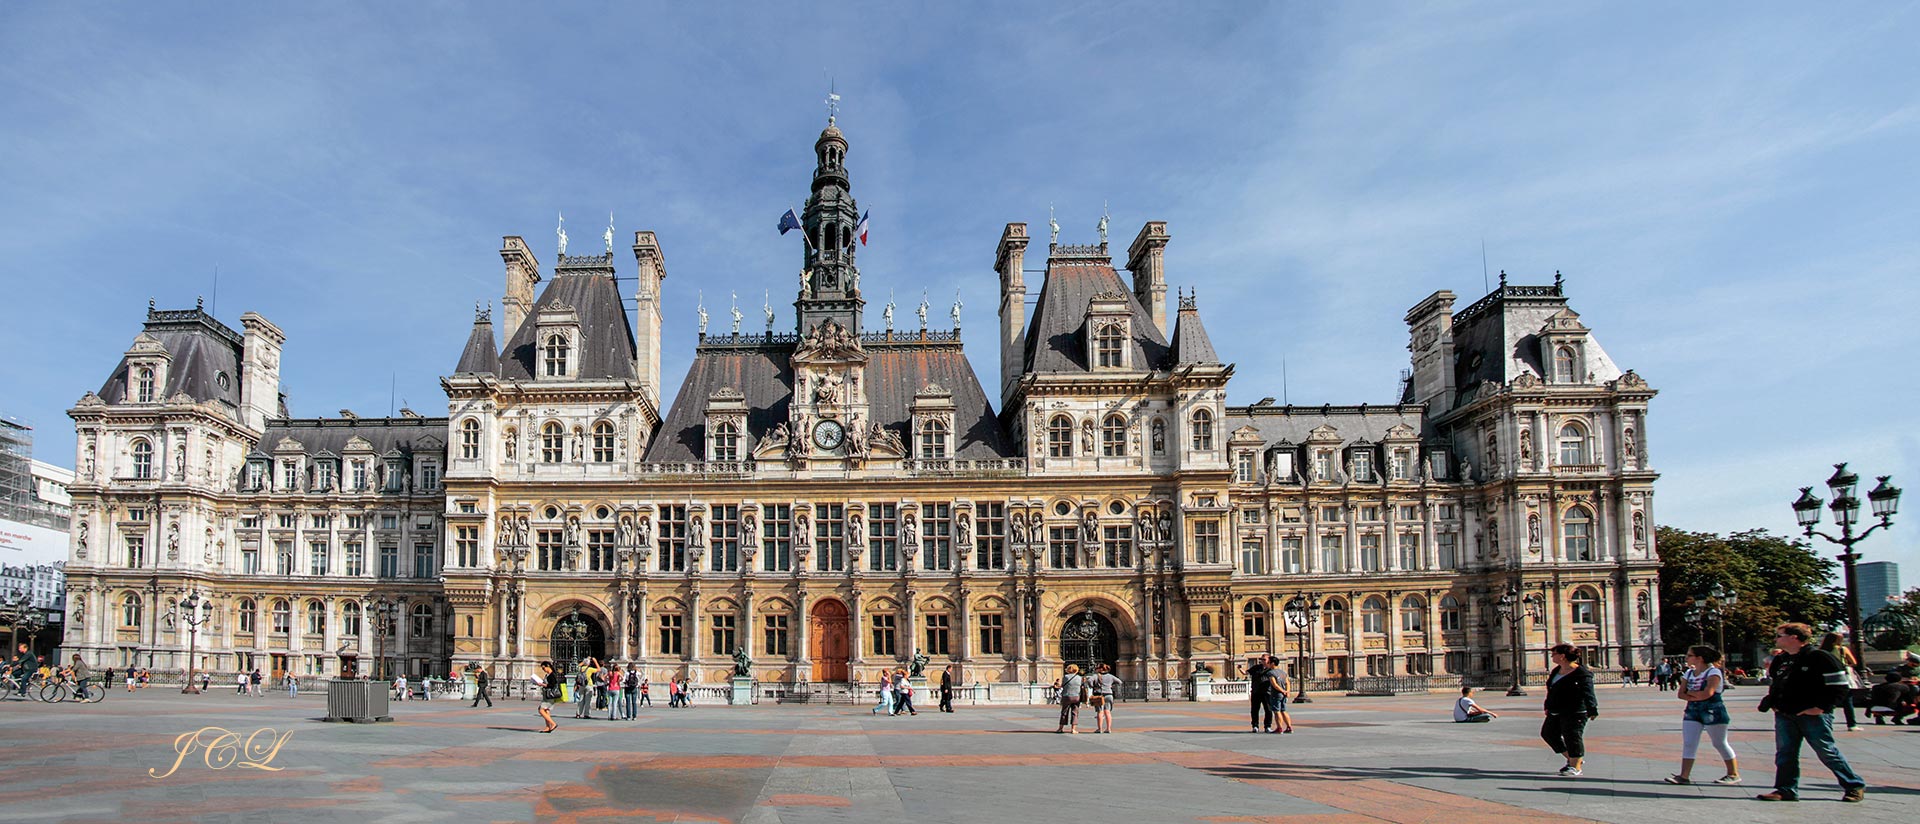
[777, 208, 802, 235]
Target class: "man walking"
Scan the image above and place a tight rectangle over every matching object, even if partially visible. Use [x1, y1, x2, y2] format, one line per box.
[1756, 622, 1866, 803]
[939, 664, 956, 713]
[471, 667, 493, 708]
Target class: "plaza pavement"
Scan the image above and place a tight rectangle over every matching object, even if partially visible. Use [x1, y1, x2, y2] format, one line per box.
[1, 682, 1916, 823]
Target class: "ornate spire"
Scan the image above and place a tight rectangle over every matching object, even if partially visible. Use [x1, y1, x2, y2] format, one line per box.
[795, 115, 864, 336]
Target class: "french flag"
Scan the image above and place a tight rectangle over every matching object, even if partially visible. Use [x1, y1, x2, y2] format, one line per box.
[856, 210, 870, 245]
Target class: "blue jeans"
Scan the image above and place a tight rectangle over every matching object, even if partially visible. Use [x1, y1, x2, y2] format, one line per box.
[1773, 711, 1866, 796]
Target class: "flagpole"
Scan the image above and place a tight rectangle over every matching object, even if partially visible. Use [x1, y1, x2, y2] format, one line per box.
[794, 206, 814, 251]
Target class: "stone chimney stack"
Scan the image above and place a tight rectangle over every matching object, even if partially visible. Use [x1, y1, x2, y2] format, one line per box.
[1126, 221, 1170, 336]
[1403, 290, 1458, 410]
[995, 223, 1030, 409]
[238, 312, 285, 432]
[631, 230, 667, 409]
[500, 236, 541, 333]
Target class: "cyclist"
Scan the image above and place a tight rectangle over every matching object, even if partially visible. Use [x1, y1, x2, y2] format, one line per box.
[10, 644, 36, 687]
[68, 655, 95, 701]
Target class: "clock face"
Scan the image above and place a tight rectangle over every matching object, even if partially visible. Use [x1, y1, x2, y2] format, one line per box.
[812, 420, 846, 450]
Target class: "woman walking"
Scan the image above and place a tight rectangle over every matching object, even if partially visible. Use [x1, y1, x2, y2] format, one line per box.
[1541, 643, 1599, 777]
[1056, 664, 1085, 734]
[1819, 633, 1862, 732]
[893, 670, 918, 716]
[872, 670, 894, 715]
[535, 661, 561, 733]
[1664, 645, 1741, 786]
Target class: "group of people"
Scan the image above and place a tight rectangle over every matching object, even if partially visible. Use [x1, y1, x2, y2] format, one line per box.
[1054, 663, 1121, 733]
[870, 668, 919, 716]
[1243, 654, 1295, 733]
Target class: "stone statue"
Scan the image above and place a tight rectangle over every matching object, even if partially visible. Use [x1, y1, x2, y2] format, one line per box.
[883, 292, 895, 332]
[956, 509, 971, 545]
[731, 647, 753, 678]
[950, 290, 963, 330]
[743, 511, 759, 545]
[910, 650, 930, 678]
[556, 212, 568, 255]
[1097, 204, 1109, 244]
[1081, 419, 1094, 453]
[799, 268, 809, 294]
[901, 509, 919, 545]
[690, 513, 706, 547]
[697, 293, 709, 335]
[916, 290, 929, 331]
[1048, 205, 1060, 244]
[1528, 514, 1541, 546]
[1632, 511, 1646, 544]
[730, 292, 742, 335]
[763, 290, 775, 333]
[604, 213, 615, 254]
[566, 516, 581, 548]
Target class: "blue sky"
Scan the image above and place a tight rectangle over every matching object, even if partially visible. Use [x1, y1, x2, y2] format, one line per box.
[3, 3, 1916, 575]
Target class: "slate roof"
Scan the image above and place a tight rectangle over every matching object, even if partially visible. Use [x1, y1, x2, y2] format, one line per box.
[454, 312, 498, 375]
[247, 416, 448, 459]
[646, 339, 1013, 462]
[497, 256, 637, 381]
[1023, 255, 1169, 373]
[1445, 282, 1623, 411]
[1226, 404, 1430, 449]
[96, 305, 244, 408]
[1168, 299, 1221, 365]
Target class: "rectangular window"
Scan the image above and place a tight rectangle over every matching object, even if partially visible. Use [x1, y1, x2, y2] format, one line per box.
[1402, 606, 1425, 632]
[537, 529, 564, 572]
[1280, 507, 1302, 524]
[1566, 521, 1592, 562]
[978, 613, 1005, 655]
[1280, 536, 1303, 574]
[309, 541, 329, 576]
[345, 543, 365, 576]
[1236, 451, 1255, 483]
[1353, 452, 1373, 482]
[282, 461, 300, 490]
[1397, 533, 1420, 570]
[921, 502, 951, 570]
[867, 503, 897, 571]
[413, 543, 434, 578]
[310, 514, 331, 529]
[925, 613, 951, 656]
[710, 613, 736, 655]
[814, 504, 845, 572]
[277, 513, 296, 529]
[1319, 505, 1341, 522]
[1360, 534, 1382, 571]
[1102, 525, 1134, 568]
[241, 543, 260, 574]
[346, 514, 364, 530]
[1440, 603, 1462, 632]
[973, 501, 1006, 570]
[1314, 451, 1333, 481]
[1397, 505, 1420, 521]
[1438, 504, 1457, 521]
[1193, 520, 1220, 564]
[1319, 533, 1344, 573]
[657, 505, 687, 572]
[273, 604, 291, 635]
[1242, 507, 1262, 525]
[1359, 505, 1381, 522]
[709, 505, 739, 572]
[1572, 599, 1597, 625]
[1239, 537, 1264, 574]
[125, 534, 145, 568]
[1391, 450, 1410, 480]
[380, 514, 398, 530]
[870, 614, 898, 657]
[763, 614, 790, 657]
[350, 461, 368, 491]
[1437, 533, 1458, 569]
[275, 540, 294, 575]
[1445, 651, 1470, 674]
[761, 505, 792, 572]
[378, 543, 398, 578]
[1048, 526, 1078, 570]
[240, 515, 260, 529]
[1366, 654, 1390, 676]
[455, 527, 479, 568]
[657, 614, 683, 655]
[421, 464, 438, 491]
[588, 530, 616, 572]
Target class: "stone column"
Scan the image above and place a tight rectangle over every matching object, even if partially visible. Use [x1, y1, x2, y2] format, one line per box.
[686, 590, 702, 663]
[794, 590, 811, 679]
[850, 590, 865, 666]
[740, 590, 755, 664]
[1302, 506, 1318, 574]
[902, 588, 918, 666]
[634, 588, 649, 660]
[1384, 505, 1400, 572]
[956, 587, 973, 664]
[1344, 508, 1359, 572]
[1422, 501, 1438, 569]
[1013, 587, 1028, 665]
[1384, 590, 1399, 674]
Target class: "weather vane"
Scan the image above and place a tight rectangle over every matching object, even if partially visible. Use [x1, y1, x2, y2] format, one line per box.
[826, 80, 840, 125]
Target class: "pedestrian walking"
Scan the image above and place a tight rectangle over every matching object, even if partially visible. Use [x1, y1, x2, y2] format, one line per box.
[393, 673, 408, 701]
[472, 667, 493, 707]
[535, 661, 561, 733]
[250, 668, 263, 697]
[1264, 655, 1293, 733]
[573, 664, 592, 718]
[1663, 645, 1740, 786]
[1756, 622, 1866, 803]
[872, 670, 894, 715]
[623, 664, 639, 719]
[1055, 664, 1085, 733]
[939, 664, 956, 713]
[126, 668, 137, 693]
[1090, 663, 1121, 733]
[1541, 643, 1599, 777]
[236, 671, 248, 695]
[1655, 659, 1674, 692]
[286, 673, 299, 697]
[200, 672, 210, 693]
[893, 670, 918, 715]
[639, 676, 653, 707]
[1817, 632, 1863, 732]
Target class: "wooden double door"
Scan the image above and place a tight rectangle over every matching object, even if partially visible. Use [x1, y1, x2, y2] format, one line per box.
[809, 599, 849, 682]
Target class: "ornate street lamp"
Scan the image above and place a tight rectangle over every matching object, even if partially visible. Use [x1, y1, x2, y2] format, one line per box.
[178, 591, 210, 693]
[1791, 464, 1901, 668]
[1495, 582, 1544, 696]
[1283, 593, 1319, 704]
[372, 597, 398, 681]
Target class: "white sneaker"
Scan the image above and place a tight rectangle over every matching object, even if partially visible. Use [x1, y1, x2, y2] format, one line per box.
[1712, 775, 1743, 785]
[1564, 768, 1582, 777]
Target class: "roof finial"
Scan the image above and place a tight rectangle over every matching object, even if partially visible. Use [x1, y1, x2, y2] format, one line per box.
[917, 289, 929, 332]
[825, 79, 840, 126]
[196, 295, 204, 311]
[884, 288, 896, 332]
[556, 212, 568, 256]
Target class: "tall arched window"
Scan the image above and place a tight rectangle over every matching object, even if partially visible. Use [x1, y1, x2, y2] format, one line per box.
[341, 601, 362, 637]
[541, 422, 564, 463]
[1361, 596, 1387, 633]
[711, 421, 739, 462]
[130, 439, 153, 479]
[1101, 415, 1128, 457]
[592, 421, 616, 462]
[135, 367, 155, 403]
[1242, 600, 1268, 638]
[459, 419, 481, 459]
[270, 599, 291, 635]
[410, 603, 434, 638]
[1570, 588, 1600, 625]
[543, 334, 570, 377]
[919, 419, 949, 459]
[1439, 594, 1462, 631]
[1558, 422, 1588, 466]
[1094, 323, 1125, 368]
[1400, 595, 1426, 632]
[237, 598, 257, 633]
[121, 593, 141, 628]
[1322, 598, 1349, 635]
[305, 600, 326, 635]
[1564, 505, 1594, 561]
[1190, 408, 1214, 451]
[1047, 415, 1074, 458]
[1554, 346, 1576, 383]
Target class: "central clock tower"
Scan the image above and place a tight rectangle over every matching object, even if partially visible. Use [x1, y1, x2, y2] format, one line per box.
[793, 116, 866, 338]
[784, 318, 883, 465]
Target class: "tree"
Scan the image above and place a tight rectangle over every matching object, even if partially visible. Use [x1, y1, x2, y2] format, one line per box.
[1865, 588, 1920, 651]
[1656, 526, 1838, 657]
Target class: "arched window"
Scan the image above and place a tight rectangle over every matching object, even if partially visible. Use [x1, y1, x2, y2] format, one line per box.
[1439, 594, 1462, 631]
[543, 333, 570, 377]
[130, 439, 153, 479]
[1094, 323, 1125, 368]
[1361, 596, 1387, 634]
[135, 367, 155, 403]
[919, 419, 949, 459]
[1558, 422, 1588, 466]
[1150, 418, 1166, 454]
[271, 599, 291, 635]
[121, 593, 141, 628]
[1242, 600, 1268, 638]
[541, 422, 564, 463]
[1047, 415, 1074, 458]
[1554, 346, 1576, 383]
[592, 421, 616, 463]
[711, 421, 739, 462]
[1570, 588, 1600, 625]
[1564, 506, 1594, 561]
[1199, 613, 1212, 636]
[1101, 415, 1128, 457]
[305, 600, 326, 635]
[1190, 408, 1214, 451]
[1400, 595, 1426, 632]
[341, 601, 362, 637]
[1322, 599, 1349, 635]
[237, 598, 257, 633]
[411, 603, 434, 638]
[459, 419, 481, 459]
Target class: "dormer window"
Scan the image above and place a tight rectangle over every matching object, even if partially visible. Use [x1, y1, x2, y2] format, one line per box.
[131, 439, 153, 479]
[1094, 323, 1125, 368]
[1352, 449, 1374, 482]
[420, 462, 439, 490]
[543, 334, 570, 377]
[711, 421, 739, 461]
[1314, 449, 1333, 481]
[350, 460, 368, 491]
[245, 461, 264, 490]
[918, 419, 949, 459]
[1235, 451, 1255, 483]
[316, 461, 336, 491]
[1048, 415, 1074, 458]
[1558, 422, 1590, 465]
[136, 367, 155, 403]
[281, 460, 300, 491]
[1554, 346, 1576, 383]
[592, 421, 616, 462]
[1391, 449, 1410, 480]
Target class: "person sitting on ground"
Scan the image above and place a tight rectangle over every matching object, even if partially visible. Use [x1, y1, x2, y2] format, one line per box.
[1454, 686, 1498, 723]
[1867, 672, 1917, 726]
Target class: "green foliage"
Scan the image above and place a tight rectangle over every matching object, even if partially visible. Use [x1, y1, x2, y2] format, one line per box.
[1656, 526, 1839, 653]
[1865, 587, 1920, 651]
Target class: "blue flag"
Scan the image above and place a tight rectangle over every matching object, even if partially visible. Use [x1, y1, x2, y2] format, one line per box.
[777, 208, 802, 235]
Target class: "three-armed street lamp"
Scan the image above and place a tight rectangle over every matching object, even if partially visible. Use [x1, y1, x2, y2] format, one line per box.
[1495, 582, 1545, 697]
[1283, 593, 1320, 704]
[3, 593, 43, 656]
[372, 598, 399, 681]
[177, 591, 211, 694]
[1793, 463, 1901, 667]
[1685, 583, 1737, 650]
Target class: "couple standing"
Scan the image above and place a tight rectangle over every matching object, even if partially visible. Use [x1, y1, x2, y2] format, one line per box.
[1245, 655, 1294, 734]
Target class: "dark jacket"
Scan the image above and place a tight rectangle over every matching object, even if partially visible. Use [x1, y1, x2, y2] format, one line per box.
[1542, 665, 1599, 718]
[1867, 679, 1915, 709]
[1763, 647, 1849, 715]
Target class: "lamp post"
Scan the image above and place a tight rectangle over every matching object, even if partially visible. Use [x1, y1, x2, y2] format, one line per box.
[372, 598, 398, 681]
[1, 593, 32, 653]
[178, 591, 210, 694]
[1495, 582, 1545, 696]
[1792, 464, 1901, 668]
[1283, 593, 1320, 704]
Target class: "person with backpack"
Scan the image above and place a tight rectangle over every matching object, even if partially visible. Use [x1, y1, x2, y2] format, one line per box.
[623, 664, 639, 719]
[1055, 664, 1086, 734]
[1090, 663, 1122, 733]
[1244, 656, 1270, 733]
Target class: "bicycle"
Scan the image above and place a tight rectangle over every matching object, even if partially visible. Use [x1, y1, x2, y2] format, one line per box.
[40, 675, 105, 704]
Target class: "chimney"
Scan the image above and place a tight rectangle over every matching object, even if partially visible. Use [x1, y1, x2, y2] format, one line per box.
[995, 223, 1030, 409]
[238, 312, 285, 432]
[500, 236, 541, 333]
[1403, 290, 1458, 410]
[1126, 221, 1170, 336]
[631, 230, 667, 410]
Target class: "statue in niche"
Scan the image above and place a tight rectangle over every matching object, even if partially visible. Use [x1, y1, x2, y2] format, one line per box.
[566, 515, 581, 548]
[847, 507, 865, 541]
[1081, 419, 1094, 453]
[618, 515, 635, 548]
[504, 434, 517, 461]
[76, 521, 89, 556]
[742, 511, 759, 546]
[1624, 427, 1637, 462]
[174, 444, 186, 480]
[956, 509, 972, 545]
[1519, 430, 1533, 464]
[1010, 513, 1030, 546]
[690, 513, 706, 547]
[1632, 511, 1646, 545]
[901, 509, 919, 546]
[1528, 513, 1541, 546]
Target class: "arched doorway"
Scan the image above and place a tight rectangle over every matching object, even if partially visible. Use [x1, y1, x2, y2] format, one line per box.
[548, 607, 606, 674]
[809, 599, 850, 682]
[1060, 607, 1119, 676]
